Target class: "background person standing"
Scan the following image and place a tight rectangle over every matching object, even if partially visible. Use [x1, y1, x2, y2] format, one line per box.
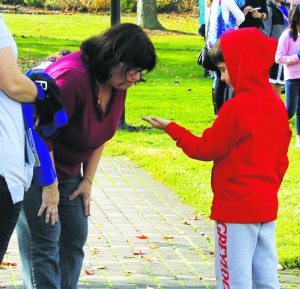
[276, 4, 300, 147]
[263, 0, 289, 96]
[0, 13, 59, 263]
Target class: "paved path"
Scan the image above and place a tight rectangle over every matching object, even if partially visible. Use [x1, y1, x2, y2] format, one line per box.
[0, 157, 299, 289]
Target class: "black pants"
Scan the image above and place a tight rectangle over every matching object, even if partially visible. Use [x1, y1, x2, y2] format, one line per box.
[0, 176, 22, 263]
[213, 71, 233, 115]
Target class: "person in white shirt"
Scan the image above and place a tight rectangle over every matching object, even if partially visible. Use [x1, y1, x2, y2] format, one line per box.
[0, 13, 39, 263]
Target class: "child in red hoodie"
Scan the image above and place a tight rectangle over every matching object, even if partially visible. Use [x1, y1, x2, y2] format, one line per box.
[142, 28, 291, 289]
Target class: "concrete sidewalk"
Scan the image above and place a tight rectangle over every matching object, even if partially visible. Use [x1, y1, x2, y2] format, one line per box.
[0, 156, 299, 289]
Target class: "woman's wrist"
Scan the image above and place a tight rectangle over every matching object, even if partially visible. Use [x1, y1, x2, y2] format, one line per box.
[83, 175, 93, 185]
[43, 179, 58, 192]
[260, 13, 265, 20]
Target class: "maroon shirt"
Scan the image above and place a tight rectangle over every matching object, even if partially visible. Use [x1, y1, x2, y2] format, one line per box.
[45, 51, 126, 180]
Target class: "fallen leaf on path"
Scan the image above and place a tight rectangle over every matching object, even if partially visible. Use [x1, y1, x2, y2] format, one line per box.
[149, 245, 160, 249]
[84, 268, 94, 275]
[96, 265, 107, 270]
[193, 215, 199, 220]
[181, 219, 190, 225]
[1, 261, 17, 266]
[133, 249, 142, 255]
[163, 235, 174, 240]
[90, 247, 101, 254]
[136, 234, 148, 239]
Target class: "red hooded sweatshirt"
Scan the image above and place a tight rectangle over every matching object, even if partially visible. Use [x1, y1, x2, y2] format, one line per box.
[166, 28, 292, 223]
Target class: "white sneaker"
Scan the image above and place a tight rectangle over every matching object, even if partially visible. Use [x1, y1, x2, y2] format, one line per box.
[294, 143, 300, 148]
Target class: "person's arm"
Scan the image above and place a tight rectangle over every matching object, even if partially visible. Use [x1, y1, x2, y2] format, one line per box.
[250, 9, 267, 21]
[69, 144, 105, 217]
[223, 0, 245, 26]
[164, 120, 237, 162]
[37, 151, 59, 225]
[0, 46, 37, 102]
[243, 0, 268, 21]
[142, 107, 244, 162]
[275, 31, 300, 65]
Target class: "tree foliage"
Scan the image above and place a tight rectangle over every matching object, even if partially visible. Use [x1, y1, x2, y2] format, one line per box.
[0, 0, 199, 12]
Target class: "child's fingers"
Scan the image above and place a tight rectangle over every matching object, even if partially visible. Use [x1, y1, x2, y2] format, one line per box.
[140, 116, 150, 122]
[141, 116, 165, 129]
[150, 117, 161, 123]
[141, 116, 156, 126]
[150, 118, 162, 128]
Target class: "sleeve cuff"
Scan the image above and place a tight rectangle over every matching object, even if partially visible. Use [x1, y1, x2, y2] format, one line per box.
[165, 122, 186, 141]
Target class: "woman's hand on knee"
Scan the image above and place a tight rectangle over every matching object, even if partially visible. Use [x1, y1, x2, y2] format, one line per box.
[39, 182, 60, 225]
[69, 180, 91, 217]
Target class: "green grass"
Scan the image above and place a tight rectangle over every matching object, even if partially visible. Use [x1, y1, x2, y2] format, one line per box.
[4, 12, 300, 269]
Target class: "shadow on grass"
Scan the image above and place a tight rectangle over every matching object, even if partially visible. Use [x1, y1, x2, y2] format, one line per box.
[118, 123, 151, 132]
[147, 27, 197, 36]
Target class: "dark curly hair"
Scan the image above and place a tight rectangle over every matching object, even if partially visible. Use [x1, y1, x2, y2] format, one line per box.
[288, 4, 300, 41]
[80, 23, 157, 84]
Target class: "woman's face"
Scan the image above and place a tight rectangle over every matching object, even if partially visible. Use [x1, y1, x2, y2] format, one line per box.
[108, 64, 142, 90]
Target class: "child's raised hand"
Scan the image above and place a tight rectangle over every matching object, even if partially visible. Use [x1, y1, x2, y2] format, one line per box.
[141, 116, 170, 130]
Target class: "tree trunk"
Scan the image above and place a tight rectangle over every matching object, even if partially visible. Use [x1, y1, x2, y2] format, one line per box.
[137, 0, 163, 30]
